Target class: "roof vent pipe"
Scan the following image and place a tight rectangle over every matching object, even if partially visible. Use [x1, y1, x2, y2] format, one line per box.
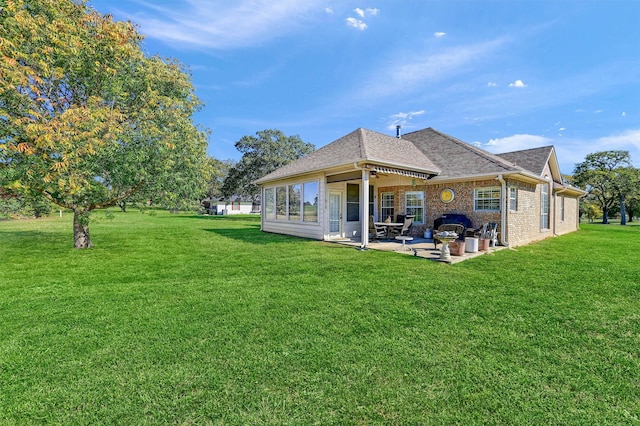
[396, 125, 401, 139]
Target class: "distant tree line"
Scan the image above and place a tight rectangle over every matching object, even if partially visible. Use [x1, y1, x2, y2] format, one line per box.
[571, 151, 640, 224]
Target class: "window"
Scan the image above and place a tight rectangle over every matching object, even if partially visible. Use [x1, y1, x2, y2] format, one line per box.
[276, 186, 287, 220]
[264, 187, 275, 219]
[369, 186, 375, 217]
[405, 191, 424, 224]
[541, 183, 549, 229]
[303, 181, 318, 222]
[560, 196, 565, 222]
[509, 187, 518, 211]
[346, 183, 359, 222]
[266, 180, 319, 222]
[475, 187, 501, 211]
[381, 192, 394, 221]
[288, 184, 301, 221]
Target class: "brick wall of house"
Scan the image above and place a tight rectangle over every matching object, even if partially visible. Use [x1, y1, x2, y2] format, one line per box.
[376, 173, 579, 245]
[376, 179, 502, 237]
[554, 194, 579, 235]
[505, 179, 545, 246]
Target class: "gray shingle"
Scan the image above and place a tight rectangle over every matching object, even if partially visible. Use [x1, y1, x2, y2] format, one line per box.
[402, 128, 525, 177]
[255, 128, 440, 183]
[496, 146, 554, 177]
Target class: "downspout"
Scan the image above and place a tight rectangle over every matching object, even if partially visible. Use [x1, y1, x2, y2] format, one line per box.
[496, 174, 509, 247]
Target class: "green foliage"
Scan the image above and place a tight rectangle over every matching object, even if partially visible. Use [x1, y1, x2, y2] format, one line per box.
[0, 213, 638, 424]
[0, 0, 208, 246]
[572, 151, 638, 224]
[221, 129, 314, 200]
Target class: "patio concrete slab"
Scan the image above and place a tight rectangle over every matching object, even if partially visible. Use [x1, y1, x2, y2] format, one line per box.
[328, 237, 505, 264]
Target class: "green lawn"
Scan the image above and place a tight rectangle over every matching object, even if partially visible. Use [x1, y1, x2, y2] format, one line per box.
[1, 211, 638, 425]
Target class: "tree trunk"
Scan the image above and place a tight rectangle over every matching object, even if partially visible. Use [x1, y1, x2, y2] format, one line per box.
[619, 194, 627, 225]
[602, 206, 609, 224]
[118, 201, 127, 212]
[73, 210, 92, 249]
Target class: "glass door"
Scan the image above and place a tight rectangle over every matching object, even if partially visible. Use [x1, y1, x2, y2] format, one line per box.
[328, 191, 342, 238]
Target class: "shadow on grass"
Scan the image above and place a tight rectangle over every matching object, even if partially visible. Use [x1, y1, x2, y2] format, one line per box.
[202, 227, 308, 245]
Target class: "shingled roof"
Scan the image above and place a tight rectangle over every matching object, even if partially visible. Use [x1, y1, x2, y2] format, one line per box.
[255, 128, 441, 184]
[402, 128, 535, 179]
[256, 127, 557, 185]
[496, 146, 555, 177]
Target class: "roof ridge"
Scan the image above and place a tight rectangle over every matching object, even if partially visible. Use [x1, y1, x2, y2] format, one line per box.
[357, 127, 369, 160]
[424, 128, 519, 171]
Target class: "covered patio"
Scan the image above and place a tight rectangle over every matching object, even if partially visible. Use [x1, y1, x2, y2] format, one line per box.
[326, 236, 506, 264]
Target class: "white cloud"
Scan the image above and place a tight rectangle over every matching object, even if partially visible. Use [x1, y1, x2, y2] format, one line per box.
[359, 37, 508, 99]
[354, 7, 365, 17]
[387, 110, 426, 130]
[346, 17, 367, 30]
[509, 79, 527, 88]
[597, 128, 640, 150]
[325, 7, 334, 14]
[122, 0, 328, 50]
[484, 134, 552, 153]
[622, 111, 627, 117]
[487, 81, 497, 87]
[482, 130, 640, 171]
[434, 32, 446, 38]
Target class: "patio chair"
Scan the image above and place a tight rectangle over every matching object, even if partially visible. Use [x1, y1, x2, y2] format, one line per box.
[369, 215, 386, 241]
[434, 223, 465, 249]
[390, 215, 413, 239]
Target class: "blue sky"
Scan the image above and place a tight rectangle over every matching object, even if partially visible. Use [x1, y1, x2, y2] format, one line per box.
[89, 0, 640, 174]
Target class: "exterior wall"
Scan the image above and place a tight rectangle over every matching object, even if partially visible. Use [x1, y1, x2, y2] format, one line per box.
[554, 194, 580, 235]
[258, 165, 582, 246]
[425, 180, 501, 233]
[260, 173, 325, 240]
[505, 180, 545, 247]
[375, 178, 503, 237]
[218, 202, 254, 215]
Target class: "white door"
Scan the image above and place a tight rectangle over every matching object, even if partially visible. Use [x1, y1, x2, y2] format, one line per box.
[328, 191, 342, 238]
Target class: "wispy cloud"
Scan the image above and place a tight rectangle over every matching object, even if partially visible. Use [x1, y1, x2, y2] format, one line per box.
[434, 32, 446, 38]
[358, 37, 508, 100]
[387, 110, 426, 130]
[347, 7, 379, 30]
[481, 129, 640, 171]
[346, 17, 367, 31]
[484, 134, 552, 152]
[126, 0, 328, 49]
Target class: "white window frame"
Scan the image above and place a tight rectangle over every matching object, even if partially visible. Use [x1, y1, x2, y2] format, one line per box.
[380, 192, 394, 221]
[509, 187, 518, 211]
[474, 187, 501, 212]
[405, 191, 424, 224]
[541, 183, 550, 230]
[264, 180, 319, 223]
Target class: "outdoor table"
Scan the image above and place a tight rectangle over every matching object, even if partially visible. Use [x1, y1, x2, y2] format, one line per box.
[375, 222, 403, 239]
[395, 235, 413, 251]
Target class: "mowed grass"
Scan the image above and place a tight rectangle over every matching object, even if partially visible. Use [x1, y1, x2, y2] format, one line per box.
[0, 211, 638, 425]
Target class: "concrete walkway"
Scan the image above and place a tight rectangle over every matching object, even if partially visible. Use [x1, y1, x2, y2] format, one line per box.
[327, 237, 505, 264]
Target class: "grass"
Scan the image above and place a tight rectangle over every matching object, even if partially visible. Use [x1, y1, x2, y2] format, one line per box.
[1, 211, 638, 425]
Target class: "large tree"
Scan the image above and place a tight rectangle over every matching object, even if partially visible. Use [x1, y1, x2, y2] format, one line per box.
[0, 0, 208, 247]
[572, 151, 634, 224]
[221, 129, 314, 200]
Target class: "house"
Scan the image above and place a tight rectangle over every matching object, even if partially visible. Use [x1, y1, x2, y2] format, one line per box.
[203, 197, 260, 215]
[254, 127, 585, 248]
